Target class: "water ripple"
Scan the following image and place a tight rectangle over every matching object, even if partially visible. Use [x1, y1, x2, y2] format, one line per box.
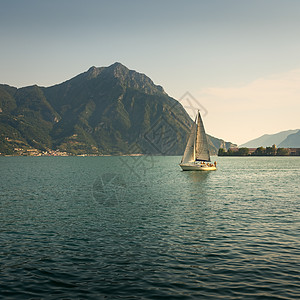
[0, 156, 299, 299]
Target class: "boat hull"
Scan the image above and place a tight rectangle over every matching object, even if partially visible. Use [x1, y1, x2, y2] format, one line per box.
[179, 163, 216, 171]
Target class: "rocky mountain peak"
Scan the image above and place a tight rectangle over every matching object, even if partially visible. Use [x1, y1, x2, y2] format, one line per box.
[86, 66, 103, 79]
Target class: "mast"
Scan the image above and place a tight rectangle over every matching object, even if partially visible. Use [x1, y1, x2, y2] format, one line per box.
[193, 118, 196, 161]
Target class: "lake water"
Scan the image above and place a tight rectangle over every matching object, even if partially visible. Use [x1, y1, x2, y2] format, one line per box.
[0, 156, 299, 299]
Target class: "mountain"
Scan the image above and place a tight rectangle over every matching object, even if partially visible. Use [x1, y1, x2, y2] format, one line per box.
[0, 84, 60, 153]
[279, 130, 300, 147]
[240, 129, 300, 148]
[0, 63, 235, 155]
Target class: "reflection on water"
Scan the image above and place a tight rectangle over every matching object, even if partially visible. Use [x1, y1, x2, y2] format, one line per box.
[179, 170, 211, 205]
[184, 170, 210, 183]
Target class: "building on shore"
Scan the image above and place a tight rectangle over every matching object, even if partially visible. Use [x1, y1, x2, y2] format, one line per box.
[219, 146, 300, 156]
[289, 148, 300, 155]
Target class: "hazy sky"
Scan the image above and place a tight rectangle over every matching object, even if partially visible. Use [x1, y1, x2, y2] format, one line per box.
[1, 0, 300, 144]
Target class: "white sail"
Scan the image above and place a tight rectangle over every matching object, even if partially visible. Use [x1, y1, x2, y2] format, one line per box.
[181, 119, 196, 163]
[179, 111, 216, 171]
[195, 111, 210, 162]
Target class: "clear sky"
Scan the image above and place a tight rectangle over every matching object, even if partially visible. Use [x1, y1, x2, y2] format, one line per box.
[1, 0, 300, 144]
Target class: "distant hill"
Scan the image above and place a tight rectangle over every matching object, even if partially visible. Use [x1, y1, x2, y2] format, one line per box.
[279, 130, 300, 147]
[240, 129, 300, 148]
[0, 63, 235, 155]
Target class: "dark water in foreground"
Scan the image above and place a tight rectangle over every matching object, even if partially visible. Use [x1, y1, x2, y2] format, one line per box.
[0, 156, 299, 299]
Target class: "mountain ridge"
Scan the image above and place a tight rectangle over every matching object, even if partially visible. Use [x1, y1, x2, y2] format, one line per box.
[240, 129, 300, 148]
[0, 63, 235, 155]
[279, 130, 300, 147]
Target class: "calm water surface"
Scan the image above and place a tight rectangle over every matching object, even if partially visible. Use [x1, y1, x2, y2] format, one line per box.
[0, 156, 299, 299]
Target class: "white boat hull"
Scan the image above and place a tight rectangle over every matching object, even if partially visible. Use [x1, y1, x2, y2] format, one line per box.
[179, 163, 216, 171]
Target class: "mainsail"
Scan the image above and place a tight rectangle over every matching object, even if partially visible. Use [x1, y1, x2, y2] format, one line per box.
[195, 111, 210, 162]
[181, 111, 210, 163]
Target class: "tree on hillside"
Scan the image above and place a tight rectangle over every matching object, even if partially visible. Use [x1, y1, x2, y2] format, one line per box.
[227, 148, 235, 156]
[253, 146, 266, 156]
[237, 147, 250, 156]
[265, 147, 275, 156]
[276, 148, 289, 156]
[218, 148, 227, 156]
[265, 144, 277, 156]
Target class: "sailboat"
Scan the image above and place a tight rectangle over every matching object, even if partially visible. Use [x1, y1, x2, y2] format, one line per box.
[179, 111, 217, 171]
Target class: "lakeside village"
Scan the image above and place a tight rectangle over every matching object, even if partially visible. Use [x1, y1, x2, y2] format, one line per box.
[218, 145, 300, 156]
[0, 147, 142, 157]
[0, 147, 109, 157]
[2, 146, 300, 157]
[0, 139, 142, 157]
[1, 147, 69, 157]
[1, 138, 300, 157]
